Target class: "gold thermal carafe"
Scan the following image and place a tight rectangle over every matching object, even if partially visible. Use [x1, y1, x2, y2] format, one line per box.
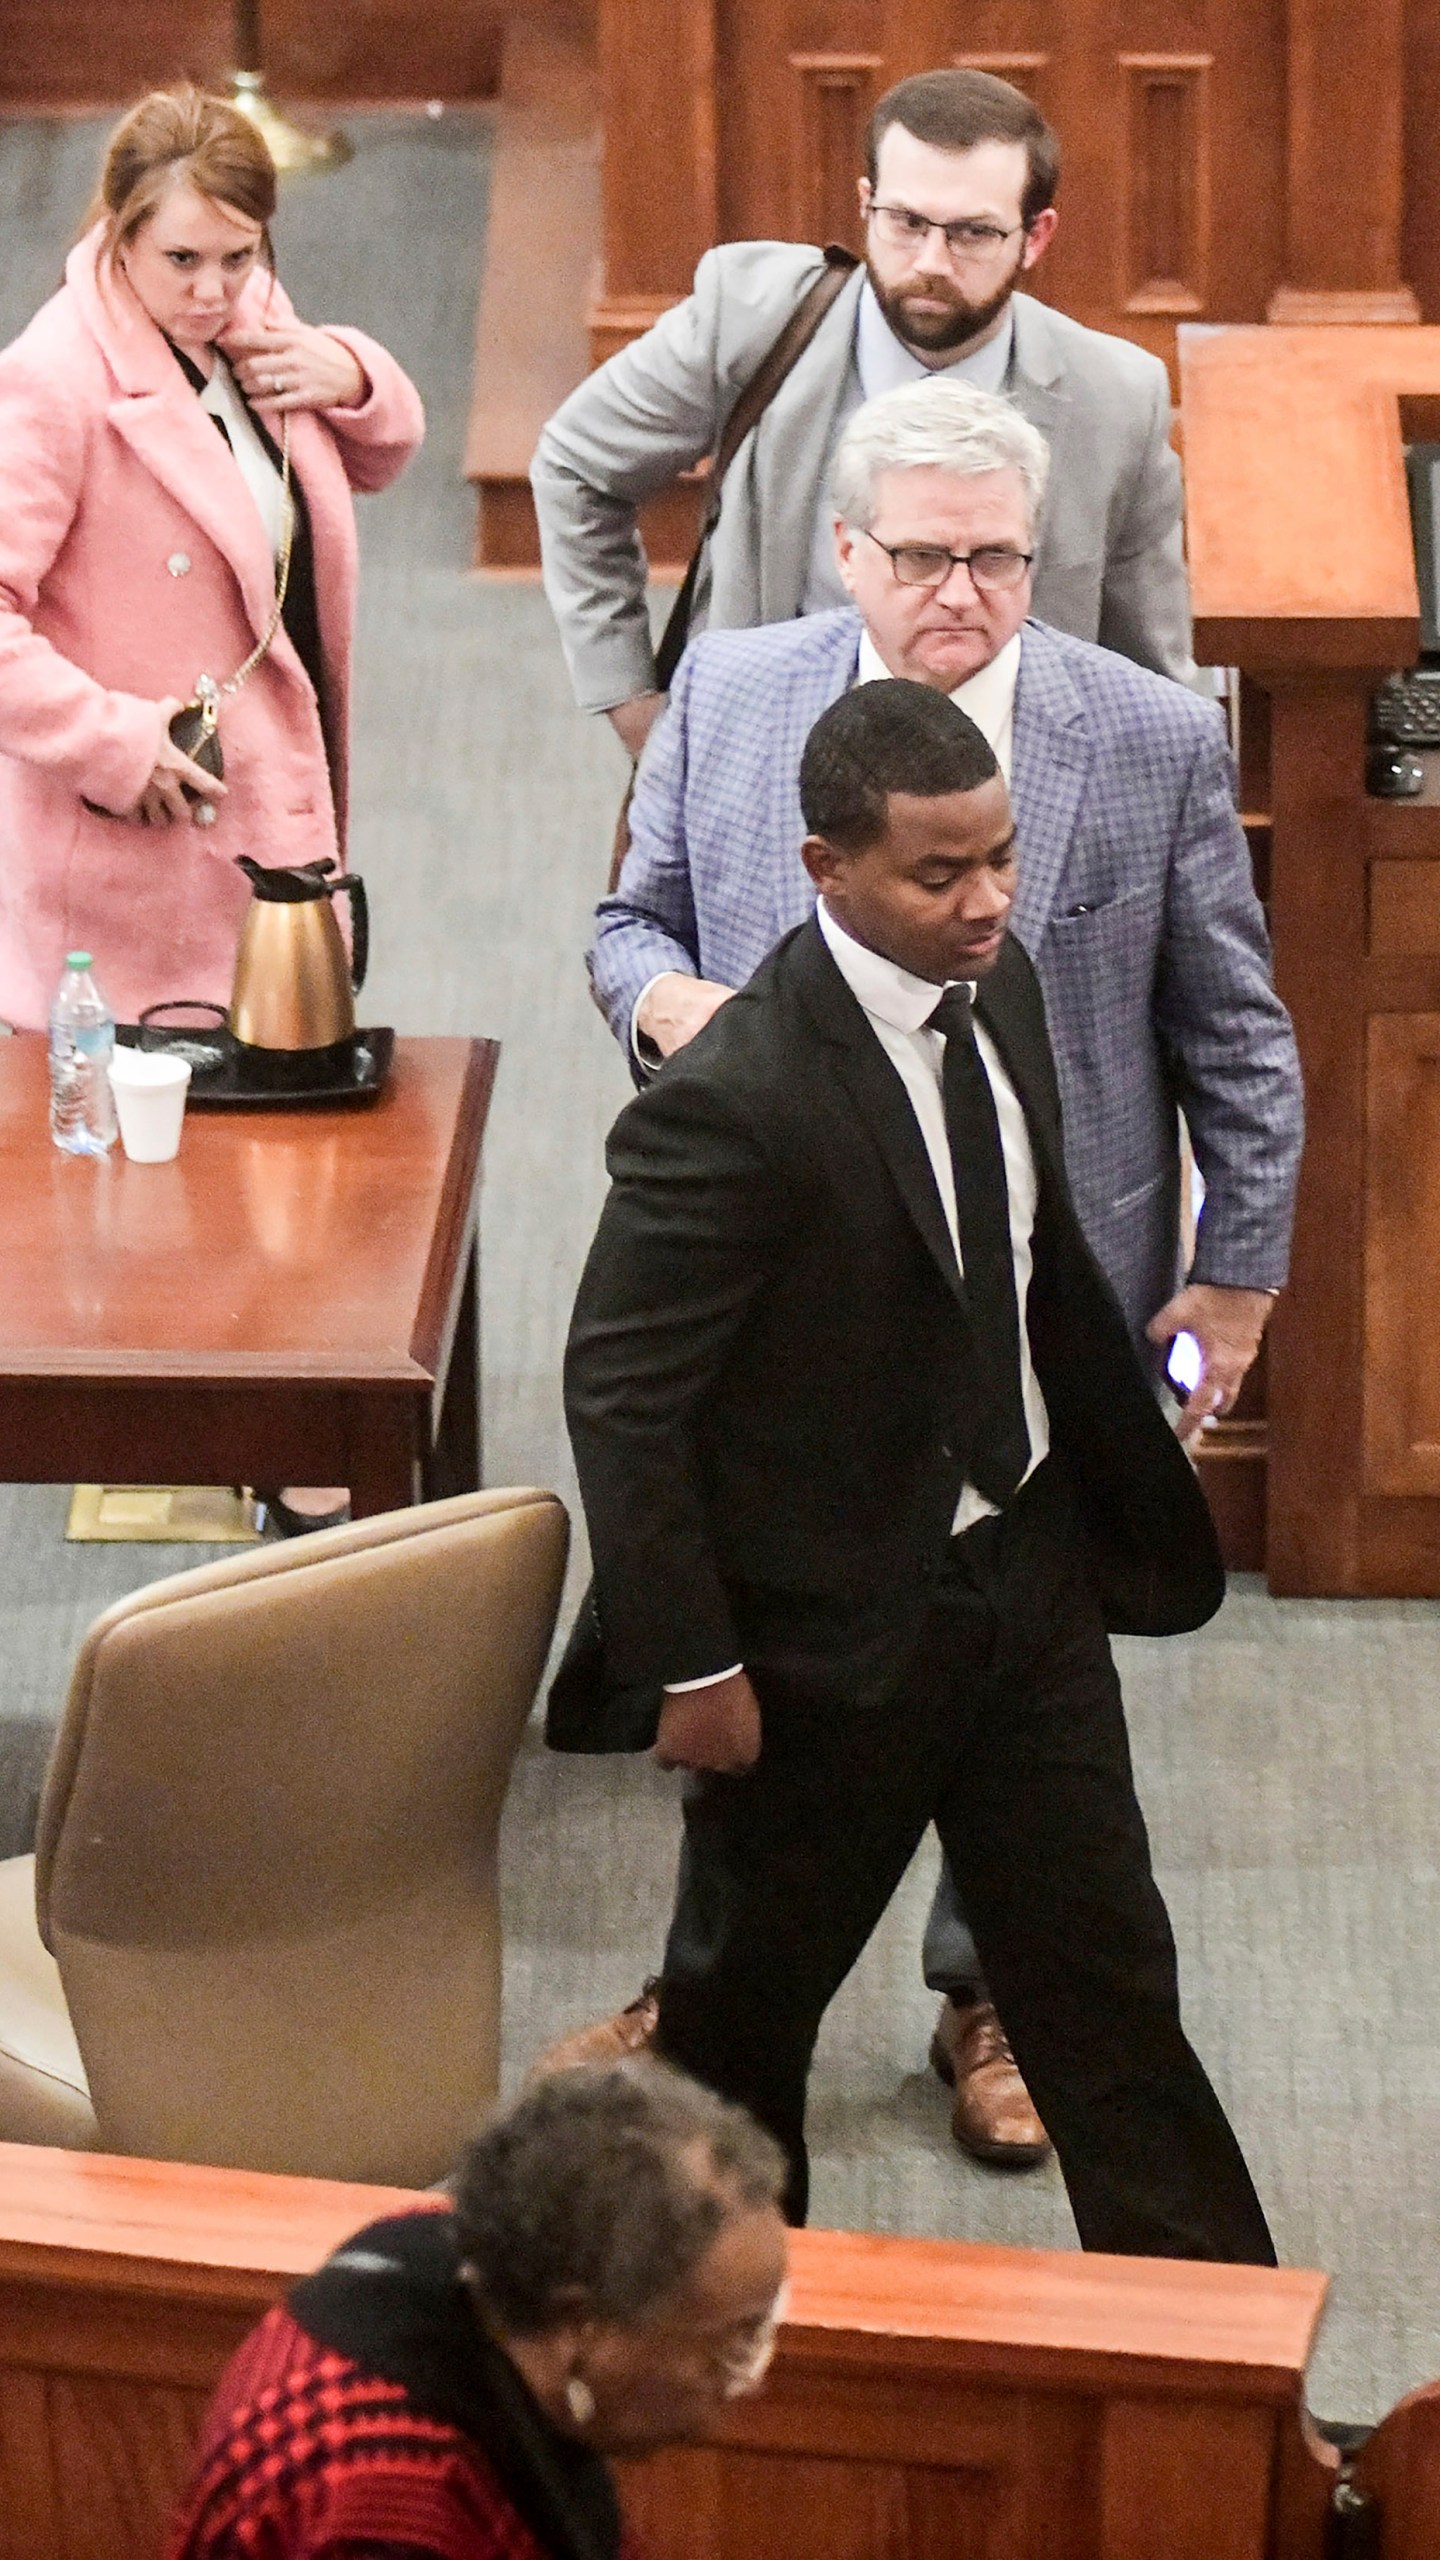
[229, 856, 368, 1056]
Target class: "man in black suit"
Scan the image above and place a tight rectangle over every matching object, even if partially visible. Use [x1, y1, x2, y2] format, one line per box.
[552, 680, 1274, 2261]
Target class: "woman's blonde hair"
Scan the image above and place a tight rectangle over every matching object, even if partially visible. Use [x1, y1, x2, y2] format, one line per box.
[86, 86, 277, 268]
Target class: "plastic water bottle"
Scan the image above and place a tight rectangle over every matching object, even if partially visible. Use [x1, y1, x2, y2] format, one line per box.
[49, 952, 118, 1156]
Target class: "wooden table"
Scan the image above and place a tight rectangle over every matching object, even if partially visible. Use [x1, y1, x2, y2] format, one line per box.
[0, 1033, 497, 1517]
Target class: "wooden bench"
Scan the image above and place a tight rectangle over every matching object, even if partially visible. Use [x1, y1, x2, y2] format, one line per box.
[0, 2139, 1357, 2560]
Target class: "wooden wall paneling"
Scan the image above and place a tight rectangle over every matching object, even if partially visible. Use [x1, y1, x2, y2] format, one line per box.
[262, 0, 505, 102]
[951, 49, 1053, 120]
[1269, 0, 1418, 322]
[1403, 0, 1440, 324]
[1363, 1012, 1440, 1497]
[1263, 672, 1373, 1593]
[1369, 858, 1440, 954]
[875, 0, 1285, 362]
[1195, 1336, 1269, 1576]
[1117, 55, 1212, 318]
[786, 52, 882, 251]
[0, 4, 233, 105]
[591, 0, 716, 345]
[596, 0, 1297, 374]
[1200, 1, 1287, 327]
[0, 0, 519, 107]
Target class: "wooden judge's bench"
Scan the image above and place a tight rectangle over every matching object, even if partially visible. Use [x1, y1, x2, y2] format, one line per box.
[1182, 327, 1440, 1597]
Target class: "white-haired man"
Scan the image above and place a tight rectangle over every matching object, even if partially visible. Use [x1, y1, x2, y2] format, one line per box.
[540, 376, 1304, 2176]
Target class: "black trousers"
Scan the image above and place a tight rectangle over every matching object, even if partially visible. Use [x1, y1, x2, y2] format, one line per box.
[654, 1460, 1275, 2261]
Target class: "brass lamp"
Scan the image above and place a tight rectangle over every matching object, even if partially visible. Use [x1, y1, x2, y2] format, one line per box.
[228, 0, 351, 176]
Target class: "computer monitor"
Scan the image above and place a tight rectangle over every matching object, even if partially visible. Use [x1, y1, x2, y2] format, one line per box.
[1404, 442, 1440, 659]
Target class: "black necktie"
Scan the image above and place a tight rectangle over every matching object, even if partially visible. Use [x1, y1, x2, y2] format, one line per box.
[926, 987, 1031, 1506]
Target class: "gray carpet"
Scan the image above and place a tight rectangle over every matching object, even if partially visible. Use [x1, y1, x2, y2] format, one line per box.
[2, 113, 1439, 2427]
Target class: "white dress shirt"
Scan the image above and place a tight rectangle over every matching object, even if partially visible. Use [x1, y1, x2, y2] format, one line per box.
[814, 899, 1048, 1534]
[801, 284, 1017, 612]
[199, 353, 291, 562]
[857, 626, 1020, 784]
[666, 897, 1051, 1692]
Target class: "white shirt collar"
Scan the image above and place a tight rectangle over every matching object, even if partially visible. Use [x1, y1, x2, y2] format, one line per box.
[856, 625, 1022, 763]
[816, 897, 972, 1035]
[855, 278, 1015, 403]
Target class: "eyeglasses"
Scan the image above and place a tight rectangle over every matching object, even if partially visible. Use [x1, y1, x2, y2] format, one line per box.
[867, 203, 1026, 262]
[634, 2296, 785, 2396]
[864, 532, 1034, 591]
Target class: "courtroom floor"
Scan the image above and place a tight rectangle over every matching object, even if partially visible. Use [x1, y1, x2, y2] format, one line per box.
[1, 111, 1439, 2430]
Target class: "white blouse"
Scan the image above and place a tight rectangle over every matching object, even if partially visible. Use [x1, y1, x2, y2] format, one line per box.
[198, 353, 290, 562]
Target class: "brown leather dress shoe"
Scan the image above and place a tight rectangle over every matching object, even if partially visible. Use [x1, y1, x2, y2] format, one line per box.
[528, 1979, 661, 2078]
[929, 1995, 1052, 2167]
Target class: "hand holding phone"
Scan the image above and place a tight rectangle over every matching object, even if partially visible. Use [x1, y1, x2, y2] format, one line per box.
[1165, 1330, 1204, 1397]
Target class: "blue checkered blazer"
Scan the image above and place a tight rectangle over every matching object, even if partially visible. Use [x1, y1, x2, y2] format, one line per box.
[589, 610, 1303, 1343]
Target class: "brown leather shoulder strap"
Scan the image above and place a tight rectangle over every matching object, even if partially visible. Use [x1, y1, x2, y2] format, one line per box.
[710, 243, 859, 489]
[653, 244, 859, 692]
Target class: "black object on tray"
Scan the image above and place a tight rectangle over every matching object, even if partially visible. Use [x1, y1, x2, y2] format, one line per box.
[117, 1005, 394, 1109]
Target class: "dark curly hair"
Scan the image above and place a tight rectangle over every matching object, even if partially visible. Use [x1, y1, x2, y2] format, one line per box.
[453, 2063, 785, 2337]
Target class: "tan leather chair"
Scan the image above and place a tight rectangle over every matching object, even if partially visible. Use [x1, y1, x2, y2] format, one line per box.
[0, 1488, 567, 2185]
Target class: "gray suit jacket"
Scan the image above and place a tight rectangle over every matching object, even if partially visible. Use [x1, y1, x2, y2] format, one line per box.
[589, 612, 1304, 1356]
[531, 241, 1193, 712]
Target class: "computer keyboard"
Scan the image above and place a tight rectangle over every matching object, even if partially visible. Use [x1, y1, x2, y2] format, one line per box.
[1371, 668, 1440, 748]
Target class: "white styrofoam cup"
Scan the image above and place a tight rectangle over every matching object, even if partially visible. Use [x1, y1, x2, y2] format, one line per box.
[107, 1046, 192, 1162]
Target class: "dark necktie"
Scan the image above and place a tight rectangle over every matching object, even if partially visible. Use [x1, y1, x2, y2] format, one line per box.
[926, 987, 1031, 1506]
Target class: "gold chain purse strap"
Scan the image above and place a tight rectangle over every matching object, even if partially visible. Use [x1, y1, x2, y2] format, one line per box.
[185, 407, 295, 768]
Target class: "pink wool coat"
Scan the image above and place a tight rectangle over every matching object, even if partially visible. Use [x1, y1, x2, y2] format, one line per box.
[0, 230, 424, 1028]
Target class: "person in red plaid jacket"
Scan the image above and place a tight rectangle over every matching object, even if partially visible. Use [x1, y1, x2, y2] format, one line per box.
[168, 2065, 788, 2560]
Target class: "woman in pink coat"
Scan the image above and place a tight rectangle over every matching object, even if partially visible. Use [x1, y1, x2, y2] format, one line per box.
[0, 85, 424, 1034]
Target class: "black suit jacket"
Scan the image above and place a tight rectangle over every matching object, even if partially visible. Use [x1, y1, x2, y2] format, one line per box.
[551, 918, 1223, 1752]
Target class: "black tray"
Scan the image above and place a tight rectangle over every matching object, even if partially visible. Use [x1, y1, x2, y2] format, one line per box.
[115, 1023, 394, 1110]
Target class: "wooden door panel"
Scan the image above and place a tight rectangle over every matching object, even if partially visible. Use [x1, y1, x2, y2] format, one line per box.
[786, 51, 884, 247]
[1117, 53, 1213, 318]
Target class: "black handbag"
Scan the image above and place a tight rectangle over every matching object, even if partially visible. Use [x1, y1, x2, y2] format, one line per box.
[167, 690, 225, 814]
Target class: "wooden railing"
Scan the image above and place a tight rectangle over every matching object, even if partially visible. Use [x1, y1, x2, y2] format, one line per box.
[0, 2140, 1357, 2560]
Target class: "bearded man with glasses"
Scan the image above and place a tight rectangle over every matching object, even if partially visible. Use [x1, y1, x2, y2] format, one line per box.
[532, 68, 1193, 763]
[537, 375, 1303, 2191]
